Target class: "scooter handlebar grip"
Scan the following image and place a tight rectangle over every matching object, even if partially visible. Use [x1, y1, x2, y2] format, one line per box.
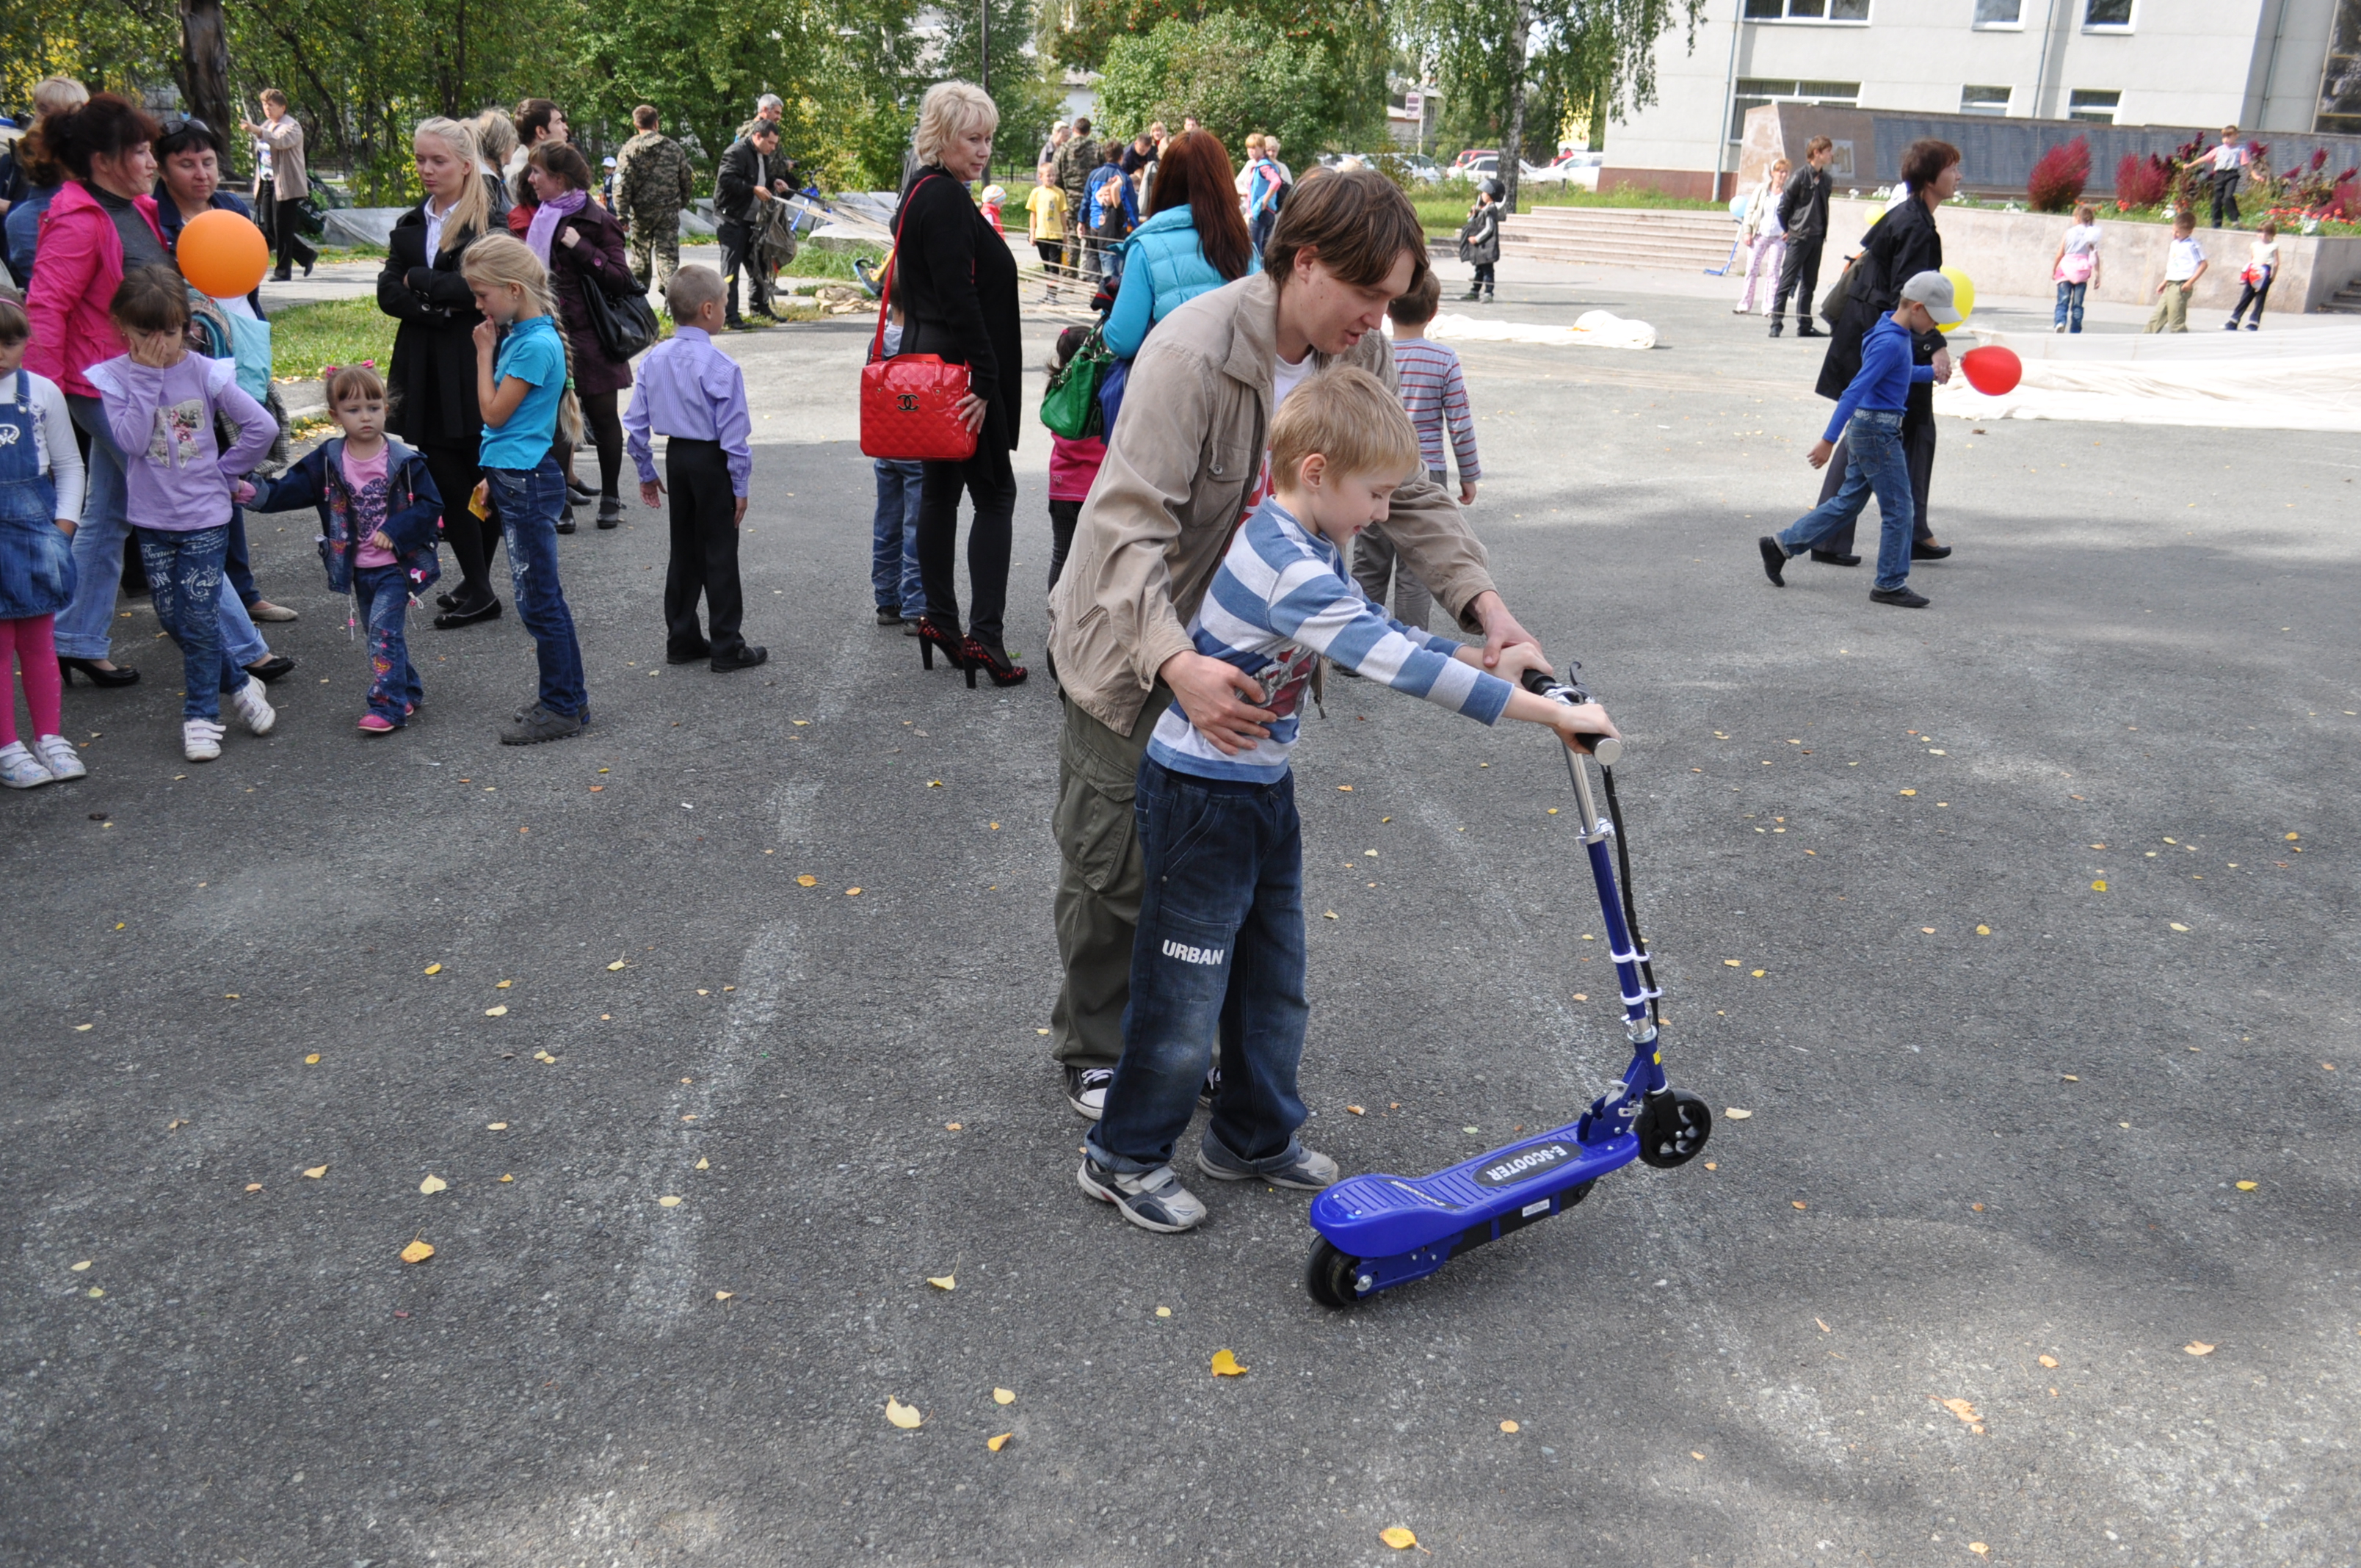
[1518, 669, 1620, 763]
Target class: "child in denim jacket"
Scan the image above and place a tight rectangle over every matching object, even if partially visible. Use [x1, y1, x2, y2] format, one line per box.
[243, 366, 443, 732]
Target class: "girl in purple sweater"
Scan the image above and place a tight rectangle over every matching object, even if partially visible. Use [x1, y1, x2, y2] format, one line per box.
[86, 266, 280, 761]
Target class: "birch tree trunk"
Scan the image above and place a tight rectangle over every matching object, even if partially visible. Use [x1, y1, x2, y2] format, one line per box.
[1501, 0, 1531, 214]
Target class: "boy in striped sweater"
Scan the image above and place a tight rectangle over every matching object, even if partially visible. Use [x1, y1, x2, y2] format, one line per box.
[1354, 275, 1478, 634]
[1078, 367, 1618, 1233]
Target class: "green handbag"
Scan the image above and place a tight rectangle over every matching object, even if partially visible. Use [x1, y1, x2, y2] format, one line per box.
[1040, 328, 1113, 440]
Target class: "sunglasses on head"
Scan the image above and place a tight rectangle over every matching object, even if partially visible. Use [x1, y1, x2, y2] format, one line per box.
[159, 114, 214, 139]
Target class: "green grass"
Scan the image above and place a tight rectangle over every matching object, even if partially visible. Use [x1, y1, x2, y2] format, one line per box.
[777, 243, 886, 282]
[270, 297, 396, 382]
[1416, 180, 1728, 236]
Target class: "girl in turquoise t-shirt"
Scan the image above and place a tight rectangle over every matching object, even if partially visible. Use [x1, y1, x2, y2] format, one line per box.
[461, 234, 590, 744]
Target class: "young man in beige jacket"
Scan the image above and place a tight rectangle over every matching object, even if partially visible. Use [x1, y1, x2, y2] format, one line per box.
[1045, 168, 1575, 1119]
[240, 89, 315, 280]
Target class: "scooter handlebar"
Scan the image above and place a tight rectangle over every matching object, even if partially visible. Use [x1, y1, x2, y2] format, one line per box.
[1520, 667, 1622, 766]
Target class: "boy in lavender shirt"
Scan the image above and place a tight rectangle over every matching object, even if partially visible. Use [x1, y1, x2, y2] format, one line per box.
[625, 265, 764, 671]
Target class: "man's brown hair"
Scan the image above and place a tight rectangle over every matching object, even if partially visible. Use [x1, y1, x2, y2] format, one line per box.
[1268, 366, 1420, 489]
[633, 104, 659, 130]
[1266, 167, 1431, 294]
[1388, 271, 1441, 327]
[1806, 134, 1832, 156]
[260, 88, 288, 109]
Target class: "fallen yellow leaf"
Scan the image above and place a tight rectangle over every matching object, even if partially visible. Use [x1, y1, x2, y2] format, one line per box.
[1724, 1108, 1753, 1119]
[927, 1274, 956, 1291]
[945, 1122, 962, 1131]
[1379, 1526, 1418, 1550]
[1691, 1451, 1705, 1460]
[1921, 926, 1937, 934]
[987, 1431, 1012, 1451]
[304, 1053, 320, 1064]
[73, 1023, 93, 1031]
[244, 1183, 263, 1193]
[607, 959, 627, 970]
[1969, 1546, 1990, 1558]
[1498, 1419, 1519, 1433]
[1791, 1200, 1807, 1210]
[846, 887, 862, 896]
[993, 1387, 1016, 1404]
[499, 1174, 512, 1182]
[715, 1291, 733, 1300]
[1751, 969, 1766, 977]
[659, 1194, 683, 1208]
[885, 1398, 923, 1429]
[1976, 924, 1991, 934]
[2092, 879, 2108, 892]
[1939, 1398, 1979, 1423]
[418, 1175, 447, 1194]
[424, 962, 442, 975]
[2039, 1354, 2059, 1368]
[487, 1122, 507, 1130]
[2236, 1180, 2257, 1191]
[534, 1050, 556, 1063]
[1898, 788, 1917, 796]
[1722, 959, 1741, 968]
[2185, 1340, 2215, 1355]
[695, 1156, 709, 1170]
[70, 1260, 91, 1272]
[2170, 923, 2191, 932]
[1155, 1306, 1172, 1318]
[87, 1288, 104, 1298]
[496, 979, 512, 990]
[400, 1238, 435, 1264]
[1210, 1349, 1247, 1377]
[1322, 910, 1338, 920]
[303, 1165, 328, 1179]
[485, 1005, 508, 1017]
[1816, 1318, 1831, 1332]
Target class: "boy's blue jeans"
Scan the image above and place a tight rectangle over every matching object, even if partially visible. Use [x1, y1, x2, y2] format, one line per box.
[1087, 758, 1312, 1176]
[134, 524, 243, 719]
[485, 457, 589, 721]
[352, 562, 422, 724]
[2053, 280, 2087, 333]
[871, 459, 924, 615]
[1777, 409, 1915, 592]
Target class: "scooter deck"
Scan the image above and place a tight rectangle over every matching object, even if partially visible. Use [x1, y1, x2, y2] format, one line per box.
[1309, 1120, 1639, 1265]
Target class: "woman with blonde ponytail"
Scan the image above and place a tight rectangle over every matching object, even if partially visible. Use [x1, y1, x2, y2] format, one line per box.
[380, 116, 506, 626]
[460, 234, 590, 744]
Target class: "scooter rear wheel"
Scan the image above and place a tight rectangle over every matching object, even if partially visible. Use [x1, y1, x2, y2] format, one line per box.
[1305, 1238, 1365, 1309]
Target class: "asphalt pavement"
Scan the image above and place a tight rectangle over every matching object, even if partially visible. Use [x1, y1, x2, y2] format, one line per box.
[4, 259, 2356, 1568]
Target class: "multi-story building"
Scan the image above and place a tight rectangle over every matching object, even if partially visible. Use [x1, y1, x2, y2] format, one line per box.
[1603, 0, 2361, 197]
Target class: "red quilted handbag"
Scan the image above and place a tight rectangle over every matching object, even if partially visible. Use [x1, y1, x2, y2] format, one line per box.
[860, 174, 979, 462]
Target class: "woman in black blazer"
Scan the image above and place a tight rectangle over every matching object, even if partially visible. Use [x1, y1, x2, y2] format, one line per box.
[1810, 139, 1961, 562]
[892, 82, 1025, 686]
[380, 117, 502, 627]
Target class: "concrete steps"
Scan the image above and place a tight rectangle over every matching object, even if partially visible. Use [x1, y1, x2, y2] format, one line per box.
[1495, 208, 1741, 272]
[2318, 276, 2361, 313]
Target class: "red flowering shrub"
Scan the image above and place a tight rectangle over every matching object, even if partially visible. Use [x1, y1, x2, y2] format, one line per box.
[2028, 137, 2092, 212]
[2115, 152, 2170, 208]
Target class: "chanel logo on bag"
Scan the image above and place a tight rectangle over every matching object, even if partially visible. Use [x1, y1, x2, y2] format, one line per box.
[896, 393, 919, 412]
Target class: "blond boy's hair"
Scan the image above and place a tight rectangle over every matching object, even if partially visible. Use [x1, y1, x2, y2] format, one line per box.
[1268, 366, 1420, 492]
[665, 264, 725, 321]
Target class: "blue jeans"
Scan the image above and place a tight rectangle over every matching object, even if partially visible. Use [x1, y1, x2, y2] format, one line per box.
[135, 525, 243, 719]
[56, 395, 268, 667]
[870, 459, 924, 614]
[2053, 280, 2087, 333]
[353, 562, 422, 724]
[486, 457, 589, 721]
[1087, 758, 1311, 1175]
[1777, 410, 1915, 592]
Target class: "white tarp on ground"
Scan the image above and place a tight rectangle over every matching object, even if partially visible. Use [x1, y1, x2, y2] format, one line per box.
[1399, 310, 1658, 350]
[1933, 326, 2361, 432]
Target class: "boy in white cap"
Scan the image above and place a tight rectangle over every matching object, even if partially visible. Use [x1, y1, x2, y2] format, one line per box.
[1758, 269, 1959, 609]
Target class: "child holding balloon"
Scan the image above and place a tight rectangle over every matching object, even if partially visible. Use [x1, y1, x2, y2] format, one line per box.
[458, 234, 590, 745]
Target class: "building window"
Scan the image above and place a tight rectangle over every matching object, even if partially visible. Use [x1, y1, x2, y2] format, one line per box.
[1973, 0, 2023, 25]
[1960, 85, 2013, 116]
[2083, 0, 2133, 27]
[2319, 0, 2361, 133]
[1730, 79, 1861, 142]
[2068, 89, 2121, 123]
[1743, 0, 1871, 20]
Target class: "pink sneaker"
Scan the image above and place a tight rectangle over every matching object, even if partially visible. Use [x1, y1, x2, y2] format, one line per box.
[358, 713, 398, 734]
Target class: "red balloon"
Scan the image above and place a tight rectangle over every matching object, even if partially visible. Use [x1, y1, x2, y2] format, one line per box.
[175, 208, 270, 300]
[1960, 344, 2023, 396]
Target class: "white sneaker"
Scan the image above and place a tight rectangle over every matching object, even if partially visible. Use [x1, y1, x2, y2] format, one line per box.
[231, 677, 277, 736]
[33, 734, 87, 780]
[0, 741, 54, 788]
[183, 719, 225, 761]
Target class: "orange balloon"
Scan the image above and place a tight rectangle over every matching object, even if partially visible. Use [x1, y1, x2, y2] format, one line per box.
[175, 208, 270, 299]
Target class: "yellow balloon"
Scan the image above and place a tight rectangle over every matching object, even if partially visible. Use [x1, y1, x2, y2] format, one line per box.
[1937, 266, 1975, 333]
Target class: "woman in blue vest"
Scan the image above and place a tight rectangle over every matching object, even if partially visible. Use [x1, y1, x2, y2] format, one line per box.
[1101, 131, 1257, 360]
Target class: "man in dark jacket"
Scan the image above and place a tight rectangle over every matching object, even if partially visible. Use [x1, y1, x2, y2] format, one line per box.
[1769, 137, 1833, 339]
[715, 123, 789, 327]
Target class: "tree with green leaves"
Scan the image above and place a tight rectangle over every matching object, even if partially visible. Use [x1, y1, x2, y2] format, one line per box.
[934, 0, 1063, 161]
[1058, 0, 1389, 151]
[1399, 0, 1703, 210]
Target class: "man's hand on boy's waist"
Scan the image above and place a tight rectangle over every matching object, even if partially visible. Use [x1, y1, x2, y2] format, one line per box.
[1161, 650, 1276, 756]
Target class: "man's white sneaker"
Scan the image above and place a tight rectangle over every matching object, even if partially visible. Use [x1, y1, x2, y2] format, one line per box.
[33, 734, 86, 780]
[183, 719, 226, 761]
[231, 677, 277, 736]
[0, 741, 54, 788]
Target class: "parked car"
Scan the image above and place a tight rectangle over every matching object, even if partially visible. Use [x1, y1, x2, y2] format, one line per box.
[1397, 153, 1445, 184]
[1451, 149, 1498, 173]
[1524, 151, 1602, 189]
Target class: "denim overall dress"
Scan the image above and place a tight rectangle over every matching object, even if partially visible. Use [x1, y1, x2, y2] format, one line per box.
[0, 369, 77, 618]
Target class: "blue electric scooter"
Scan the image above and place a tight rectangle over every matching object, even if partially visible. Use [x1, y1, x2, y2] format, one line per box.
[1304, 665, 1711, 1307]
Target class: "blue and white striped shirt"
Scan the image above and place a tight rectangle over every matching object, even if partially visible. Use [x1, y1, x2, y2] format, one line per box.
[1147, 499, 1515, 783]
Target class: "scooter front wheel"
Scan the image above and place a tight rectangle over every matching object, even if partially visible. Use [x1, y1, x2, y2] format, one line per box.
[1636, 1090, 1713, 1169]
[1305, 1237, 1366, 1309]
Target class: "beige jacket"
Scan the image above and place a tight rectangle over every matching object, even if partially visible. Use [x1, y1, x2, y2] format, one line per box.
[253, 113, 308, 201]
[1046, 269, 1498, 736]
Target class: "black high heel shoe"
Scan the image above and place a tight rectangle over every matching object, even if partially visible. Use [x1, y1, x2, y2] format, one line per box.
[59, 656, 140, 689]
[914, 617, 973, 685]
[962, 636, 1028, 688]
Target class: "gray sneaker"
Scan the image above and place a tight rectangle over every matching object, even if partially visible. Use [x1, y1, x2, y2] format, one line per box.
[500, 704, 586, 745]
[1197, 1134, 1340, 1191]
[1077, 1157, 1208, 1233]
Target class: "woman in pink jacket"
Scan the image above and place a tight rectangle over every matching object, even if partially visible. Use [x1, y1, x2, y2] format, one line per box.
[27, 93, 283, 691]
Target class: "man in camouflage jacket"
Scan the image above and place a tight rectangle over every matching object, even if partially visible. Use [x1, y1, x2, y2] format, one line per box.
[1053, 117, 1100, 275]
[614, 105, 696, 300]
